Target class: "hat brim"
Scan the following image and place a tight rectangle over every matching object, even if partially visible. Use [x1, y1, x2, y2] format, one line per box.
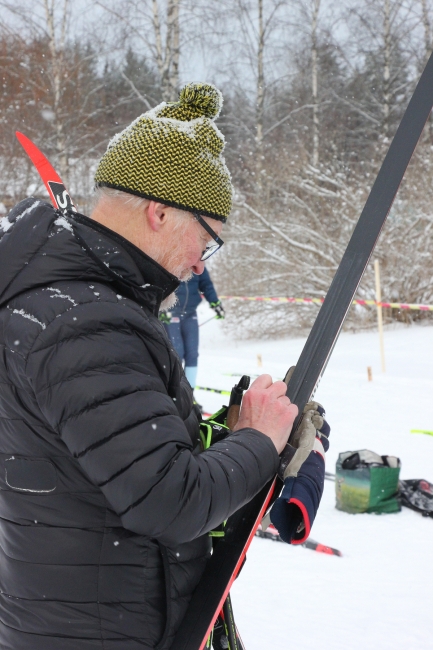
[95, 182, 228, 223]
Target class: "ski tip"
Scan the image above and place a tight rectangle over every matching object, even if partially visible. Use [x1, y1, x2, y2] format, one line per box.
[410, 429, 433, 436]
[15, 131, 40, 158]
[315, 543, 343, 557]
[15, 131, 77, 214]
[256, 526, 343, 556]
[15, 130, 30, 145]
[305, 540, 343, 556]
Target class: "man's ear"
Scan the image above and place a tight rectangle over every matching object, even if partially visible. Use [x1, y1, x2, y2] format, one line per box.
[147, 201, 168, 232]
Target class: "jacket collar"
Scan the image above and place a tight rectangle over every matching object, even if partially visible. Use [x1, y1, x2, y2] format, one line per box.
[68, 211, 180, 315]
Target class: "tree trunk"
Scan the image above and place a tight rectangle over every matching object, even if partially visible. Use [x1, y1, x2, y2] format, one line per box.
[311, 0, 320, 167]
[168, 0, 180, 101]
[255, 0, 265, 195]
[153, 0, 180, 102]
[421, 0, 433, 140]
[382, 0, 391, 139]
[44, 0, 69, 180]
[256, 0, 264, 155]
[421, 0, 432, 61]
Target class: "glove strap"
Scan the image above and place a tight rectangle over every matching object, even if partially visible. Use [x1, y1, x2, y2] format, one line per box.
[313, 436, 325, 461]
[199, 423, 213, 451]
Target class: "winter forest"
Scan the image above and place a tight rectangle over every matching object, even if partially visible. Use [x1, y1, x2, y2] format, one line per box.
[1, 0, 433, 337]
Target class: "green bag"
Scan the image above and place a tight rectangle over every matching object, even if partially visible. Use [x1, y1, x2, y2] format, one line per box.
[336, 450, 401, 514]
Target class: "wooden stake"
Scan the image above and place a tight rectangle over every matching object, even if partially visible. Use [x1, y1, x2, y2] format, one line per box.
[257, 354, 262, 367]
[367, 366, 372, 381]
[374, 260, 386, 373]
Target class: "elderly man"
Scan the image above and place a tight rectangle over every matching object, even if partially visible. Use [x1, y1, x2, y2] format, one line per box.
[0, 83, 298, 649]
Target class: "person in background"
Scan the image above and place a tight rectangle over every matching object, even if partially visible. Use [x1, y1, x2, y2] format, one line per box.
[162, 267, 224, 393]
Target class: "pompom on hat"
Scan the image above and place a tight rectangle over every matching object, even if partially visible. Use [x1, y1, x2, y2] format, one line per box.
[94, 82, 233, 222]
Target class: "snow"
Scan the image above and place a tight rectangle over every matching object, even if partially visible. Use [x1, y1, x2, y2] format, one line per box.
[196, 302, 433, 649]
[144, 110, 210, 138]
[46, 287, 77, 306]
[0, 200, 40, 233]
[106, 97, 226, 153]
[54, 216, 73, 233]
[11, 309, 45, 330]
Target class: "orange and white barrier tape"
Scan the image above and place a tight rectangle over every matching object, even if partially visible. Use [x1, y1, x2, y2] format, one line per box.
[219, 296, 433, 312]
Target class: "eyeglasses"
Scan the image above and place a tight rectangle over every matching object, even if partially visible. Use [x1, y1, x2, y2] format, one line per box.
[193, 212, 224, 261]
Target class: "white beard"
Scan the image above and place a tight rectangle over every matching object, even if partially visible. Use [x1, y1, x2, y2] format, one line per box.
[160, 292, 178, 311]
[159, 267, 193, 312]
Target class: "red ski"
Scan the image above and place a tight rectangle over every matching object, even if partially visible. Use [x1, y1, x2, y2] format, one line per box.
[15, 131, 76, 213]
[256, 524, 342, 557]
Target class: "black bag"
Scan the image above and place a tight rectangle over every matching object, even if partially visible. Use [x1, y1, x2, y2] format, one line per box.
[399, 479, 433, 518]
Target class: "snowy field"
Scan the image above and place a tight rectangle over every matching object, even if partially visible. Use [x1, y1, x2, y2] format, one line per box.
[196, 302, 433, 650]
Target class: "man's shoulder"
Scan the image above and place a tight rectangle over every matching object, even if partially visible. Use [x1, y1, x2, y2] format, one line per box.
[6, 197, 53, 221]
[0, 278, 159, 359]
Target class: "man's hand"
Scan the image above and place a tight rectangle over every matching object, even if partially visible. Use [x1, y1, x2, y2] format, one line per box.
[269, 402, 331, 544]
[280, 401, 329, 480]
[210, 300, 225, 319]
[233, 374, 298, 454]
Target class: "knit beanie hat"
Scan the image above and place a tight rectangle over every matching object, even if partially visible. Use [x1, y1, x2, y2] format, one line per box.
[94, 82, 233, 222]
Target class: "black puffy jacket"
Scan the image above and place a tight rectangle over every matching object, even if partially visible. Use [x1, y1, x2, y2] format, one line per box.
[0, 199, 279, 649]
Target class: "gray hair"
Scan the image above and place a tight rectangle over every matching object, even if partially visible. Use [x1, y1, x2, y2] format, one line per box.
[92, 186, 150, 211]
[92, 187, 193, 232]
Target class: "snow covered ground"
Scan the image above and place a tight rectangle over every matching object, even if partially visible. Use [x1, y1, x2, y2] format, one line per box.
[196, 303, 433, 650]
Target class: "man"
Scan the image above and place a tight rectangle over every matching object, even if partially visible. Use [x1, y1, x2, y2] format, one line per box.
[0, 83, 298, 649]
[162, 266, 224, 396]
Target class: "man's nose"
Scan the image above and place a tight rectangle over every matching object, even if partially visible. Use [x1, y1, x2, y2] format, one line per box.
[192, 260, 205, 275]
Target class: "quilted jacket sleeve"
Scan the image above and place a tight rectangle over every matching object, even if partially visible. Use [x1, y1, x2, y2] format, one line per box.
[26, 299, 279, 546]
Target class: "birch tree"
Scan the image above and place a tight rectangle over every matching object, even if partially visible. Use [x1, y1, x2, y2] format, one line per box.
[311, 0, 321, 166]
[192, 0, 289, 189]
[44, 0, 72, 177]
[151, 0, 180, 100]
[98, 0, 180, 102]
[420, 0, 432, 62]
[346, 0, 417, 142]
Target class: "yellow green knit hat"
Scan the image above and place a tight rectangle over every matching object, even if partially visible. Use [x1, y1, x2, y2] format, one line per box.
[94, 82, 233, 221]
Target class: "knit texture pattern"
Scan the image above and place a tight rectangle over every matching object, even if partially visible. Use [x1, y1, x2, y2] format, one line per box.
[95, 82, 233, 221]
